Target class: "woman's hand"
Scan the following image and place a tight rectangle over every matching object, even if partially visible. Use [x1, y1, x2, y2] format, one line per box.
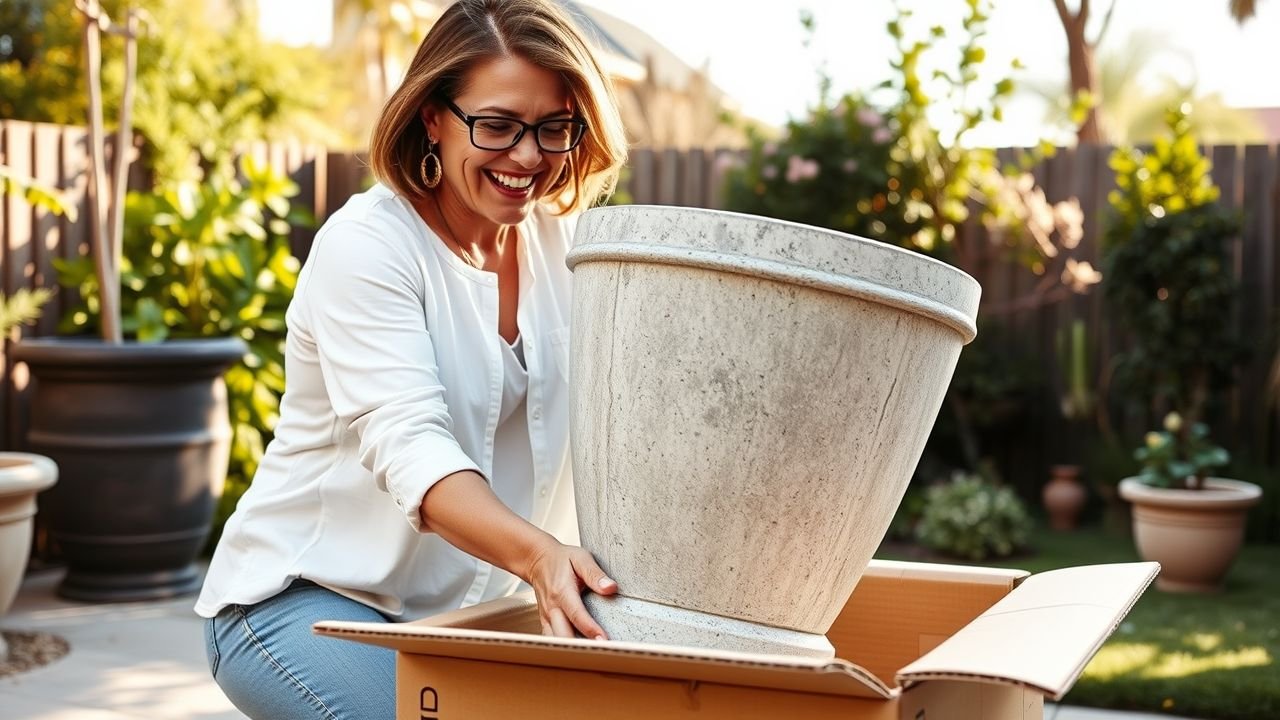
[419, 471, 617, 639]
[523, 538, 618, 640]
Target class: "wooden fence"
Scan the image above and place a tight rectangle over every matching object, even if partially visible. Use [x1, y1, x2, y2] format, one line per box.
[3, 120, 1279, 499]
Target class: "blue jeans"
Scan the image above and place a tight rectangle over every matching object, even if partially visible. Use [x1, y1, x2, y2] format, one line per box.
[204, 580, 396, 719]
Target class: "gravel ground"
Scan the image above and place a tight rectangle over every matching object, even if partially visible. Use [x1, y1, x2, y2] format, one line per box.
[0, 631, 70, 679]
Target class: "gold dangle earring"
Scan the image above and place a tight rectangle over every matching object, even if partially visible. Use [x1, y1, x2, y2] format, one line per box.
[420, 136, 442, 189]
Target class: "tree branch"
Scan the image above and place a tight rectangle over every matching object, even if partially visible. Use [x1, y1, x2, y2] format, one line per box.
[1052, 0, 1073, 27]
[1093, 0, 1119, 46]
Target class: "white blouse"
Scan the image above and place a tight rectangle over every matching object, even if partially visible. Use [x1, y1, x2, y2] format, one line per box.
[195, 184, 579, 620]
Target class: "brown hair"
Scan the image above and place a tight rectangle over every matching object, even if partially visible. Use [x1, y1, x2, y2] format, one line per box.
[369, 0, 628, 214]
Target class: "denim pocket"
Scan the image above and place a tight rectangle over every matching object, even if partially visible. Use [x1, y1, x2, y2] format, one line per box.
[205, 616, 222, 678]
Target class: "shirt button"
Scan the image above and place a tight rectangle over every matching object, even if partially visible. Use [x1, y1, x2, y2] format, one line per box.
[531, 408, 542, 420]
[540, 488, 548, 498]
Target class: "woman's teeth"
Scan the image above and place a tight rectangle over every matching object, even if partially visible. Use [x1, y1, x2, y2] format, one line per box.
[489, 171, 534, 190]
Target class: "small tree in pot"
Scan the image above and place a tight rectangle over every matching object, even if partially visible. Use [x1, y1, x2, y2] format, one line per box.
[12, 1, 245, 601]
[1104, 105, 1261, 592]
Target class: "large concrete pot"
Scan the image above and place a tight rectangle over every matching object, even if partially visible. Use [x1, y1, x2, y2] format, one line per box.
[566, 206, 980, 657]
[1119, 477, 1261, 593]
[0, 452, 58, 661]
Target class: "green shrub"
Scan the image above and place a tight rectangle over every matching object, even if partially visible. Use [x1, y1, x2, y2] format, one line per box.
[1102, 106, 1246, 462]
[915, 473, 1032, 561]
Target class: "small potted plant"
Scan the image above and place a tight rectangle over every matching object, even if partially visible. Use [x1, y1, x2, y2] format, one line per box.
[1105, 105, 1262, 592]
[1119, 413, 1260, 592]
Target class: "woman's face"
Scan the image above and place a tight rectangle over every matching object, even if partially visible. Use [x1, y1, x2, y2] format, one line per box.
[423, 54, 576, 228]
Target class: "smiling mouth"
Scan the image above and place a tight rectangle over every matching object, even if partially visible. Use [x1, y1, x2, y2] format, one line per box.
[485, 170, 537, 196]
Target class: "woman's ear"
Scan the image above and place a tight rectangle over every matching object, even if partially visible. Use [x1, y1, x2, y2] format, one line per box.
[420, 103, 442, 144]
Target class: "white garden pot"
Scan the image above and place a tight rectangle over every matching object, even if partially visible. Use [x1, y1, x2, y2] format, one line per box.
[566, 206, 980, 657]
[0, 452, 58, 661]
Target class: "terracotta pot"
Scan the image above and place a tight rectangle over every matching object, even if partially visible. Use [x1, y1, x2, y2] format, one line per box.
[566, 206, 979, 657]
[1043, 464, 1087, 530]
[1118, 477, 1261, 593]
[0, 452, 58, 662]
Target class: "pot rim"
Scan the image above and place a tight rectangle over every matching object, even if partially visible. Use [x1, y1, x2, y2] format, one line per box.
[1117, 476, 1262, 510]
[569, 205, 981, 343]
[13, 336, 247, 367]
[0, 452, 58, 495]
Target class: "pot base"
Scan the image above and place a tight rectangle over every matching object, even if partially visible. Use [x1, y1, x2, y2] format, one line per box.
[584, 593, 835, 659]
[58, 564, 202, 602]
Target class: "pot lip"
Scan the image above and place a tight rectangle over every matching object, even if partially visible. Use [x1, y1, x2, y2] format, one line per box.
[13, 336, 247, 366]
[1117, 476, 1263, 509]
[570, 205, 980, 341]
[0, 452, 58, 494]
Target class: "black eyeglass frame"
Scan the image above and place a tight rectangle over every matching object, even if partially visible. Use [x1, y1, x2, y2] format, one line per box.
[443, 98, 587, 153]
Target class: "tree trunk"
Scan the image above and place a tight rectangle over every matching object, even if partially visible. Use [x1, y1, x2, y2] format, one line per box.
[1054, 0, 1104, 145]
[1065, 25, 1102, 144]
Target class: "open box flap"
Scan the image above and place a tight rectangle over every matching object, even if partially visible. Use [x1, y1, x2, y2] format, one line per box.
[896, 562, 1160, 700]
[315, 594, 895, 700]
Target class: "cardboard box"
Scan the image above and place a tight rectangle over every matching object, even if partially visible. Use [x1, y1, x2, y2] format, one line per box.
[315, 559, 1158, 719]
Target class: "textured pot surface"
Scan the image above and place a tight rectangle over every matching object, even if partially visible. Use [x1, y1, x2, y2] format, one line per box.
[13, 337, 244, 601]
[0, 453, 58, 617]
[1119, 477, 1262, 592]
[567, 206, 980, 637]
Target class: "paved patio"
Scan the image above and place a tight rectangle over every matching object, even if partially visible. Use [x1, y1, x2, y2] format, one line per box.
[1, 566, 1198, 720]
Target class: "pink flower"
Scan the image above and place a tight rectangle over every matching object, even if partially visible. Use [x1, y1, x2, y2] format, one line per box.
[762, 142, 779, 157]
[762, 165, 778, 180]
[872, 127, 894, 144]
[856, 107, 882, 128]
[785, 156, 820, 183]
[715, 153, 742, 172]
[842, 158, 859, 173]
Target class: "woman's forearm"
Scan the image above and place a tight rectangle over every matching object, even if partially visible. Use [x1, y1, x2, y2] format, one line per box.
[418, 470, 558, 582]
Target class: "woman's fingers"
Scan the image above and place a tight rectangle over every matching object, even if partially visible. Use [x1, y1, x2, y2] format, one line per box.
[570, 551, 618, 596]
[564, 594, 608, 640]
[547, 607, 575, 638]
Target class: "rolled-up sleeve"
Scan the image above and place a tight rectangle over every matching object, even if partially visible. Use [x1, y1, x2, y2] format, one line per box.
[301, 220, 481, 531]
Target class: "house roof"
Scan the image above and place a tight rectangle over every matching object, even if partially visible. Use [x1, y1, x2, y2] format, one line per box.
[569, 2, 733, 105]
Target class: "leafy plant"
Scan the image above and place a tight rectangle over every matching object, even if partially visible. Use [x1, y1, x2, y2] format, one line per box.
[1103, 105, 1247, 489]
[0, 165, 78, 221]
[0, 289, 53, 337]
[914, 472, 1033, 561]
[1134, 413, 1230, 489]
[56, 156, 305, 538]
[0, 0, 338, 186]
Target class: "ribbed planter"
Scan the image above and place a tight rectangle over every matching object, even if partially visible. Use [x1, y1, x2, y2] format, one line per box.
[566, 206, 980, 657]
[1119, 477, 1261, 593]
[12, 338, 245, 602]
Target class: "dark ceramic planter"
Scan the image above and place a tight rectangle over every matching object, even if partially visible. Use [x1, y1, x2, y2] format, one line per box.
[12, 337, 246, 602]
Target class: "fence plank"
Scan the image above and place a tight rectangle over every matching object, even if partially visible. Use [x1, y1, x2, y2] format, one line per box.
[628, 149, 654, 205]
[657, 148, 681, 205]
[31, 124, 63, 337]
[2, 121, 36, 450]
[1210, 145, 1244, 440]
[683, 148, 706, 209]
[1241, 145, 1277, 448]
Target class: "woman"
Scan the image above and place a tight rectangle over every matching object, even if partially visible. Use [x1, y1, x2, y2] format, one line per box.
[196, 1, 629, 717]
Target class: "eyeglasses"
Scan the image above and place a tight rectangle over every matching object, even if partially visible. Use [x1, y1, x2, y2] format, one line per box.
[443, 99, 587, 153]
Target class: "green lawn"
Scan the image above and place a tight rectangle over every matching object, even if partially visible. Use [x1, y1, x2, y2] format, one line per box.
[876, 528, 1280, 719]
